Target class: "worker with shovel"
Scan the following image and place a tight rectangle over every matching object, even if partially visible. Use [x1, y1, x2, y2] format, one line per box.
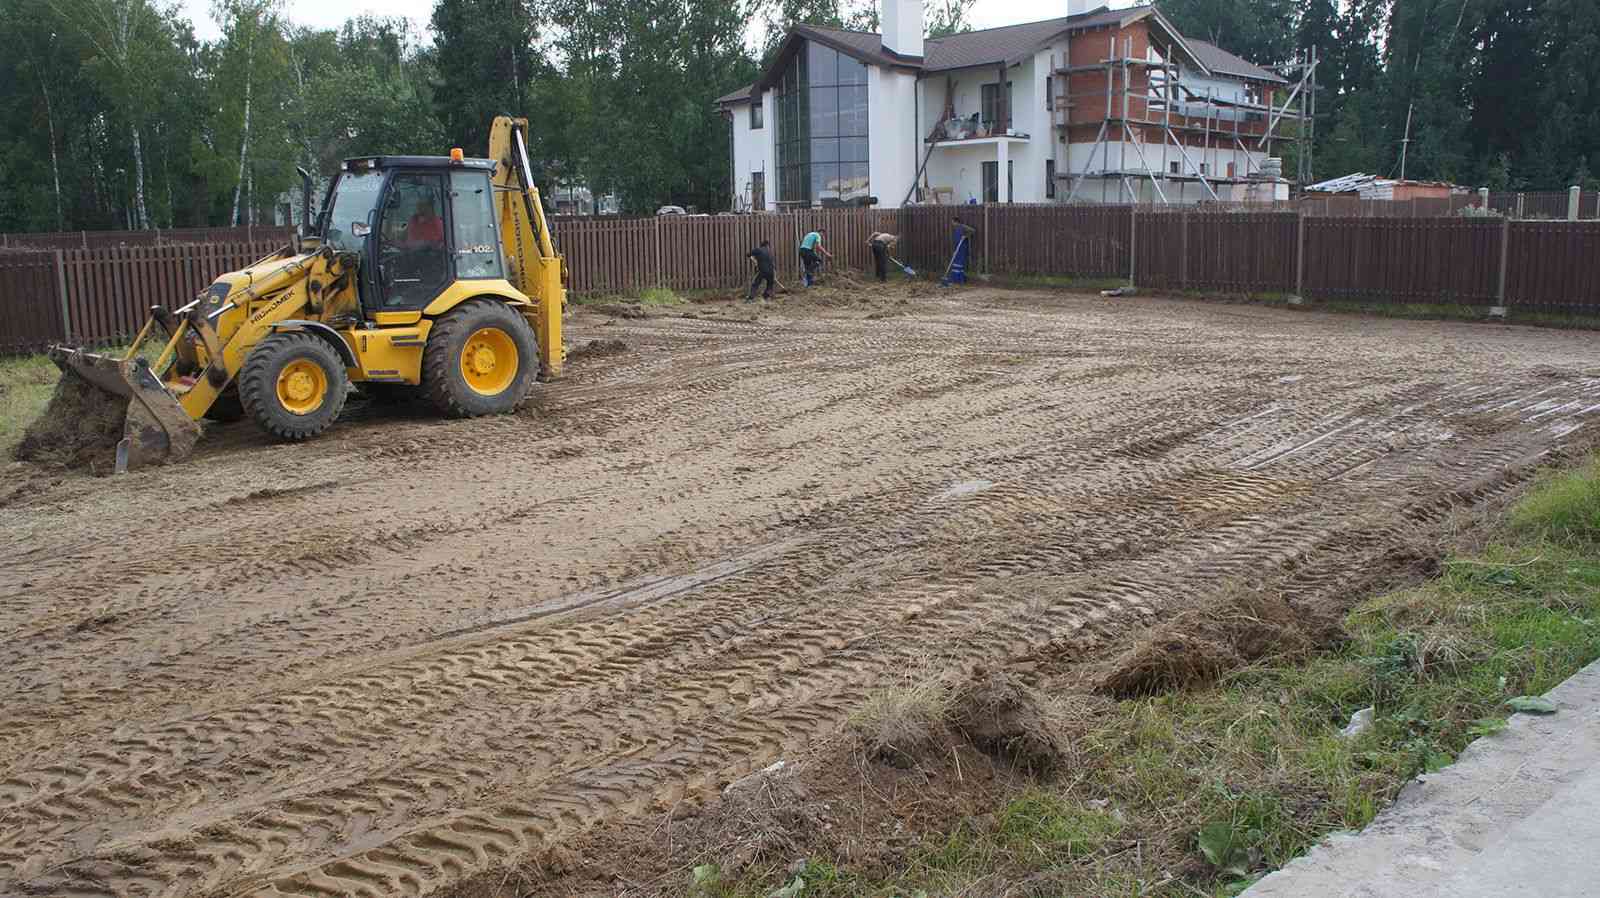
[943, 216, 976, 285]
[798, 227, 830, 287]
[746, 239, 777, 303]
[868, 231, 900, 282]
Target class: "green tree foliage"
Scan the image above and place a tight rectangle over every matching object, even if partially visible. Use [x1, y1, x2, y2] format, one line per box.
[2, 0, 1598, 230]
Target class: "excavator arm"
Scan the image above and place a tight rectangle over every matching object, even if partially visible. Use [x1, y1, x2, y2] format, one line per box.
[488, 116, 565, 379]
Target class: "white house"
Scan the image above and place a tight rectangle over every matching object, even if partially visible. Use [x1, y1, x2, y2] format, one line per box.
[715, 1, 1295, 210]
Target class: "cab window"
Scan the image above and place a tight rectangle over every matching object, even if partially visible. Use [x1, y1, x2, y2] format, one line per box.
[450, 170, 504, 279]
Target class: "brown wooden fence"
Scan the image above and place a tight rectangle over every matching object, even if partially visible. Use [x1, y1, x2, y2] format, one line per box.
[5, 208, 1600, 353]
[0, 226, 294, 250]
[0, 241, 284, 351]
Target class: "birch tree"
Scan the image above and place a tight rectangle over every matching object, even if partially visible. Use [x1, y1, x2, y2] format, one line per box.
[46, 0, 162, 227]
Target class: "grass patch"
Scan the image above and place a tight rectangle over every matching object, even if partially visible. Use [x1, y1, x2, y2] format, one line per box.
[0, 352, 67, 458]
[638, 286, 684, 306]
[695, 457, 1600, 898]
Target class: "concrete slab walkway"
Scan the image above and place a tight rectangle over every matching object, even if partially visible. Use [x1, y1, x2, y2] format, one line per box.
[1244, 658, 1600, 898]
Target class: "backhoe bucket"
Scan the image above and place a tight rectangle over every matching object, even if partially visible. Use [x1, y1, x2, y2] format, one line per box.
[44, 346, 201, 472]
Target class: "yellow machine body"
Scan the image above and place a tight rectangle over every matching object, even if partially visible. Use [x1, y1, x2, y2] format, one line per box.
[44, 116, 566, 470]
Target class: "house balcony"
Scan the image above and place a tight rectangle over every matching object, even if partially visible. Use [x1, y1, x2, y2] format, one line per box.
[929, 133, 1031, 148]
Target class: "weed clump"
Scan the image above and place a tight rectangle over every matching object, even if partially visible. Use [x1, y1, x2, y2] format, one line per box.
[847, 668, 1068, 773]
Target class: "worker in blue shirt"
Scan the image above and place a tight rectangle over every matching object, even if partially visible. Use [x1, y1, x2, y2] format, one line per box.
[798, 228, 831, 287]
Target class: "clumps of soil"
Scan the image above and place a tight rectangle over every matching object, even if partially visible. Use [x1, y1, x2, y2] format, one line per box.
[1099, 583, 1346, 698]
[568, 339, 630, 362]
[12, 368, 126, 471]
[592, 302, 649, 320]
[949, 669, 1069, 774]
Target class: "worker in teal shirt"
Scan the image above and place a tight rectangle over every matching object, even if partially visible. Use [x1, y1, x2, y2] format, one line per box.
[798, 228, 831, 287]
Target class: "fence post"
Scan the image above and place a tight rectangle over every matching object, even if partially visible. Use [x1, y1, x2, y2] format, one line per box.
[53, 249, 71, 341]
[1515, 193, 1525, 219]
[81, 231, 88, 249]
[1493, 216, 1510, 317]
[1294, 211, 1305, 301]
[1478, 186, 1489, 210]
[1128, 202, 1137, 286]
[654, 216, 664, 288]
[1567, 185, 1580, 221]
[1180, 211, 1189, 289]
[983, 204, 990, 275]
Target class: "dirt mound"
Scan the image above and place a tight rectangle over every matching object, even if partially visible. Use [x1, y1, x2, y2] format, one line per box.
[950, 669, 1069, 774]
[11, 368, 126, 471]
[569, 339, 630, 362]
[591, 302, 649, 319]
[1099, 584, 1343, 698]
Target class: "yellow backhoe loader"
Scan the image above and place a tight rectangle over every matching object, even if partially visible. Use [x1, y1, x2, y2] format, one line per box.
[43, 116, 564, 472]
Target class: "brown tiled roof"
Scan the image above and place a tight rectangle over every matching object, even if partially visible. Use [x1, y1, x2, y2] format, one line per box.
[922, 7, 1131, 71]
[794, 23, 921, 67]
[1186, 38, 1288, 84]
[714, 84, 754, 106]
[745, 5, 1281, 95]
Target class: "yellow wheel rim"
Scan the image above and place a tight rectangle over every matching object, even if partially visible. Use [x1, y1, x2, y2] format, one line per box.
[276, 359, 328, 416]
[459, 326, 519, 396]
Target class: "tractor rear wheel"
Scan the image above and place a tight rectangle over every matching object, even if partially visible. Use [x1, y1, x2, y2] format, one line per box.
[422, 299, 538, 418]
[238, 332, 350, 441]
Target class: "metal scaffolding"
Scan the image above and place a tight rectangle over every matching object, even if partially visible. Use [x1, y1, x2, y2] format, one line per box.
[1052, 35, 1318, 204]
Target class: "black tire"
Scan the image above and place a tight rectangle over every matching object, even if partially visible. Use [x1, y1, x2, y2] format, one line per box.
[422, 299, 538, 418]
[204, 384, 246, 423]
[238, 332, 350, 441]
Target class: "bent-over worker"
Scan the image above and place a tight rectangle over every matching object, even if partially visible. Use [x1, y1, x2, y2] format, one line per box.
[798, 227, 831, 287]
[746, 239, 776, 302]
[868, 232, 899, 282]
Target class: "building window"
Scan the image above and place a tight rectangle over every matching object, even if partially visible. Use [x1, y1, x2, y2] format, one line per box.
[981, 82, 1013, 131]
[1170, 160, 1180, 175]
[1046, 159, 1056, 198]
[750, 101, 763, 130]
[982, 160, 1014, 203]
[775, 39, 869, 206]
[1227, 161, 1236, 179]
[1200, 163, 1209, 175]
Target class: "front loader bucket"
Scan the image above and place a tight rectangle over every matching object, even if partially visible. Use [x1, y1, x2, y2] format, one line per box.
[43, 346, 202, 472]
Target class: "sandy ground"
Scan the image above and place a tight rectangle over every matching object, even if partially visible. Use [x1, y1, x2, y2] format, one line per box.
[2, 286, 1598, 898]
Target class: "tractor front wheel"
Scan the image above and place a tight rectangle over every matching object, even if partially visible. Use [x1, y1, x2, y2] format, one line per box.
[238, 332, 350, 441]
[422, 300, 538, 418]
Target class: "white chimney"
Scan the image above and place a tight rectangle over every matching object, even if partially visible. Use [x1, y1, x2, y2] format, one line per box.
[882, 0, 924, 59]
[1067, 0, 1095, 16]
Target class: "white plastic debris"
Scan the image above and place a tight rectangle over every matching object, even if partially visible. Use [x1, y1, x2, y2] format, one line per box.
[1340, 706, 1375, 739]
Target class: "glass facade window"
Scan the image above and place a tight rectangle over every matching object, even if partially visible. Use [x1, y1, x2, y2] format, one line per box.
[776, 39, 869, 206]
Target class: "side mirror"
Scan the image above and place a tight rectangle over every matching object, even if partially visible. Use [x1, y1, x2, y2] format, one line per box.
[352, 221, 371, 238]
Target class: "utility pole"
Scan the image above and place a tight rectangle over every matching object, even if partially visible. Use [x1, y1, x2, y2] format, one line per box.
[1399, 102, 1414, 181]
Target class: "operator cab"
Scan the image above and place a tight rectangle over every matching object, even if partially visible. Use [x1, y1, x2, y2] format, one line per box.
[318, 154, 506, 318]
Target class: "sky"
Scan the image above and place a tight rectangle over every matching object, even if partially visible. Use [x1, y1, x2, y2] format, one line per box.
[181, 0, 1138, 45]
